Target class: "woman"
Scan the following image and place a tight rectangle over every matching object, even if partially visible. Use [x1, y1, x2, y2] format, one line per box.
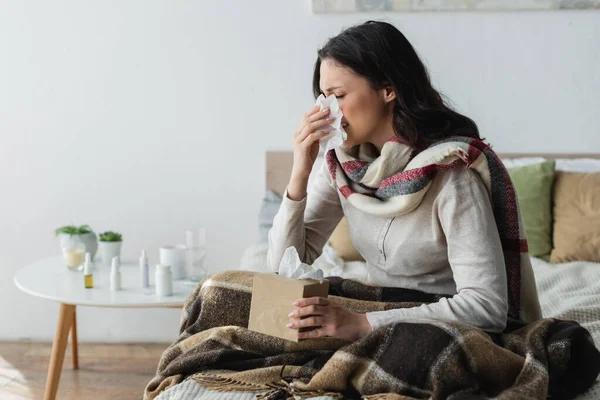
[267, 21, 541, 342]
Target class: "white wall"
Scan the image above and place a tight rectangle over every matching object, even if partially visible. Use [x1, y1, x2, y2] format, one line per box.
[1, 0, 598, 342]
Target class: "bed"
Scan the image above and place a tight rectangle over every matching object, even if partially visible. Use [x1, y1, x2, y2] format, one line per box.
[155, 151, 600, 400]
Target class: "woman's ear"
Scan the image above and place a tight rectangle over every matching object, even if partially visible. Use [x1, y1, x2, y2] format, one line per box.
[381, 86, 396, 103]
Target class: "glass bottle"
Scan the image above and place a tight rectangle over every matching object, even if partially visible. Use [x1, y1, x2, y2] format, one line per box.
[83, 252, 94, 288]
[185, 228, 208, 282]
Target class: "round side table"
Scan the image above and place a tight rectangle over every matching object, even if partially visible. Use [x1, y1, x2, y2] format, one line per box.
[14, 256, 197, 400]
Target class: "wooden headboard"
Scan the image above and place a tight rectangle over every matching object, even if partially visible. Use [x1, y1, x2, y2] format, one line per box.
[266, 152, 295, 197]
[265, 151, 600, 197]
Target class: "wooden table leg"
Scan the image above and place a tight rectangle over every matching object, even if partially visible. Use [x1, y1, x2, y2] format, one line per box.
[70, 306, 79, 369]
[44, 303, 75, 400]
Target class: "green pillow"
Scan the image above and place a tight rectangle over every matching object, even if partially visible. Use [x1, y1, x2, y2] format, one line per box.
[507, 160, 555, 258]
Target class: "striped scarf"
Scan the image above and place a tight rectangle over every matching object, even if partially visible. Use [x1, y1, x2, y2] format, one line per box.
[326, 136, 530, 323]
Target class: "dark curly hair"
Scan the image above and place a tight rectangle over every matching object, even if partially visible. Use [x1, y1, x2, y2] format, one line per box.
[313, 20, 482, 150]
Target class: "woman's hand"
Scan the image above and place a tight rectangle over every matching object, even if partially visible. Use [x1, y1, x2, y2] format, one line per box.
[286, 297, 372, 341]
[287, 106, 335, 201]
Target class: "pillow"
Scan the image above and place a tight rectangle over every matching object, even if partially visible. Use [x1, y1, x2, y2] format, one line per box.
[507, 160, 556, 258]
[501, 157, 600, 173]
[328, 218, 365, 262]
[258, 191, 282, 243]
[555, 158, 600, 173]
[260, 154, 324, 244]
[501, 157, 546, 169]
[550, 171, 600, 263]
[257, 190, 364, 262]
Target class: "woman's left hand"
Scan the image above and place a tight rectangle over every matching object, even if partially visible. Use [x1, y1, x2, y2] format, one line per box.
[286, 297, 372, 341]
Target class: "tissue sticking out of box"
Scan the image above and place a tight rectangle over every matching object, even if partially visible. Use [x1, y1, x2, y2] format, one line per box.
[315, 94, 347, 153]
[278, 247, 324, 283]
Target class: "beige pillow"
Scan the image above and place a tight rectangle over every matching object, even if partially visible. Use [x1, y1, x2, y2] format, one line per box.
[328, 218, 365, 262]
[550, 171, 600, 263]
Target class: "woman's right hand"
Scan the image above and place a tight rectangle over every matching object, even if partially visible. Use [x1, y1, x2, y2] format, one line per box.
[291, 105, 334, 179]
[287, 106, 334, 201]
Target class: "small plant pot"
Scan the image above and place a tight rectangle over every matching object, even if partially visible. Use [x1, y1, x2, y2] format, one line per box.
[98, 241, 123, 267]
[58, 232, 98, 260]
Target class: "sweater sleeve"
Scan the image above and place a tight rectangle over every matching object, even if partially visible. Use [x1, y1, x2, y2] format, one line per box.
[266, 162, 344, 272]
[365, 170, 509, 333]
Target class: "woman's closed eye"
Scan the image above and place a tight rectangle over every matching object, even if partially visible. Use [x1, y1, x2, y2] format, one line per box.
[335, 94, 345, 99]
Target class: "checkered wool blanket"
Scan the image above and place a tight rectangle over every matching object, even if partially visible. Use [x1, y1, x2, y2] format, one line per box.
[327, 137, 540, 324]
[144, 270, 600, 400]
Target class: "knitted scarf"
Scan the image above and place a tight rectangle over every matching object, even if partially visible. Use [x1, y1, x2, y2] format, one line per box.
[326, 136, 529, 322]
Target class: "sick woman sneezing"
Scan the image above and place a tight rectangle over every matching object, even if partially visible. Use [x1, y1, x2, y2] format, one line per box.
[267, 20, 542, 341]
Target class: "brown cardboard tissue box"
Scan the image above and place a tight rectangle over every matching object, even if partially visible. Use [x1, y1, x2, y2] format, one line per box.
[248, 273, 330, 342]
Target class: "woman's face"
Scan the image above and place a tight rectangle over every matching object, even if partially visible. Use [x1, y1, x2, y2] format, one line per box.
[319, 59, 395, 149]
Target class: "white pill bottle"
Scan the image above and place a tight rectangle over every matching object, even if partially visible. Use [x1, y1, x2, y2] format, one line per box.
[155, 263, 173, 297]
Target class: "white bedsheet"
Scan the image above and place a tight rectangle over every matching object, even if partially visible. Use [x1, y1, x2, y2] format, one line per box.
[530, 257, 600, 347]
[530, 257, 600, 399]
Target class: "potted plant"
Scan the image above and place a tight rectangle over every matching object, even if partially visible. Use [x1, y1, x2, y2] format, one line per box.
[98, 231, 123, 267]
[55, 225, 98, 260]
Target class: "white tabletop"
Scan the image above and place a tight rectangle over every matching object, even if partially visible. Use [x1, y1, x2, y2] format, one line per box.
[14, 256, 198, 308]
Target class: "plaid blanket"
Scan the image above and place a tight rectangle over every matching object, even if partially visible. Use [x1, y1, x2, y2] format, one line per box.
[144, 270, 600, 400]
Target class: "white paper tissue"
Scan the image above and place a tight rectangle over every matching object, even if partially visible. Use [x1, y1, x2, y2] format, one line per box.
[315, 94, 347, 152]
[278, 246, 325, 283]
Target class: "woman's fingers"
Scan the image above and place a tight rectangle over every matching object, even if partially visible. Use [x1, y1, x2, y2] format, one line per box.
[286, 316, 324, 330]
[296, 108, 331, 141]
[288, 304, 325, 319]
[292, 297, 330, 308]
[296, 119, 334, 145]
[296, 120, 334, 144]
[303, 104, 322, 119]
[300, 130, 329, 150]
[294, 106, 326, 139]
[307, 107, 330, 123]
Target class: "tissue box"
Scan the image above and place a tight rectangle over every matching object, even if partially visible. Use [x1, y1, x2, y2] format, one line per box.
[247, 273, 330, 342]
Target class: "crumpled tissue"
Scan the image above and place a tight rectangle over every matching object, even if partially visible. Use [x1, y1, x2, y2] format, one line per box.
[315, 94, 347, 152]
[278, 246, 324, 283]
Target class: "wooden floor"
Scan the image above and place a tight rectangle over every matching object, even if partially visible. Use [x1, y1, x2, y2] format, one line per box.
[0, 341, 167, 400]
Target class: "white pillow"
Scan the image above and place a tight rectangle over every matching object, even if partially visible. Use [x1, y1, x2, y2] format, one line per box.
[500, 157, 546, 169]
[500, 157, 600, 173]
[555, 159, 600, 173]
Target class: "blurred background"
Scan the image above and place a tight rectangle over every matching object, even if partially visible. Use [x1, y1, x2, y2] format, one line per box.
[1, 0, 599, 344]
